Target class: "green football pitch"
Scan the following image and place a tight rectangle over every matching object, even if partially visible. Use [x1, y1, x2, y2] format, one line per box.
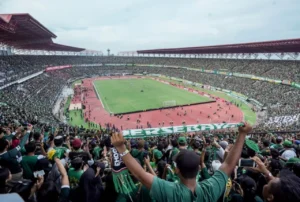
[93, 78, 213, 114]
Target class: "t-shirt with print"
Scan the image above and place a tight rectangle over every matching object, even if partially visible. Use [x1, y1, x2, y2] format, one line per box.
[150, 170, 228, 202]
[21, 155, 44, 179]
[68, 168, 84, 189]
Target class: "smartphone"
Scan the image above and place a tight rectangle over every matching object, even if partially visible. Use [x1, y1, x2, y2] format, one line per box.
[238, 159, 255, 167]
[33, 170, 45, 178]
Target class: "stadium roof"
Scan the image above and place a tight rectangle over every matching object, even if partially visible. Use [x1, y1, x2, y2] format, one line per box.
[137, 38, 300, 54]
[0, 13, 85, 52]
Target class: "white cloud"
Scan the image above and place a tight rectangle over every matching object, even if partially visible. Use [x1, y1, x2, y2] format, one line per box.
[0, 0, 300, 53]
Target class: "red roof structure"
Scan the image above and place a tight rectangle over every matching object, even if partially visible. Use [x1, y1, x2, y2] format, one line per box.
[0, 13, 85, 52]
[137, 38, 300, 54]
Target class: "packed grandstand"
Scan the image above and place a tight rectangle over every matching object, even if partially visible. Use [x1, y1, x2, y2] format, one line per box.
[0, 13, 300, 202]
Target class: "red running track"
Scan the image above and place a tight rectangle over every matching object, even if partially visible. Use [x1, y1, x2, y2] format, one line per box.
[72, 77, 244, 130]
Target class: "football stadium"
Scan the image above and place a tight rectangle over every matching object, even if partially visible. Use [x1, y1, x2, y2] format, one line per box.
[1, 3, 300, 202]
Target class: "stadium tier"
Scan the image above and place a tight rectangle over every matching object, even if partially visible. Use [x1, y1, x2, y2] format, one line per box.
[1, 10, 300, 202]
[1, 55, 299, 132]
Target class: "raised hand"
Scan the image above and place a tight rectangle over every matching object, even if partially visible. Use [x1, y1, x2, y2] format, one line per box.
[238, 122, 252, 134]
[111, 133, 126, 152]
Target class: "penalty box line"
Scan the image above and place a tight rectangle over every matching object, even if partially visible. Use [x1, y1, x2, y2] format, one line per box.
[92, 82, 112, 114]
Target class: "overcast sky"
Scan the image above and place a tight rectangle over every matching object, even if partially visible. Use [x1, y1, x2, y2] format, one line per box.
[0, 0, 300, 53]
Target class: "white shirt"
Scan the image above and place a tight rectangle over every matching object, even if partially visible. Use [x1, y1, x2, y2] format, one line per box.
[281, 150, 296, 160]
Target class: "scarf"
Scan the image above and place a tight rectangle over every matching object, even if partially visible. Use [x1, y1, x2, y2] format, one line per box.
[111, 147, 135, 195]
[122, 122, 244, 138]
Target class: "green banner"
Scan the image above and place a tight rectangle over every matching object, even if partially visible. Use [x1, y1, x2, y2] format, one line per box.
[292, 82, 300, 89]
[122, 123, 243, 138]
[0, 102, 7, 106]
[228, 92, 248, 101]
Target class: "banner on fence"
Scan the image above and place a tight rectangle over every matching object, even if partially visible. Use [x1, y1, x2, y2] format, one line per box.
[233, 73, 252, 78]
[228, 92, 248, 100]
[122, 123, 243, 138]
[292, 82, 300, 89]
[45, 65, 72, 72]
[282, 80, 292, 85]
[248, 98, 264, 107]
[265, 114, 300, 126]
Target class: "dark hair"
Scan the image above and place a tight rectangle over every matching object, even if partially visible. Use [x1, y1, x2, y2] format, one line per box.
[33, 132, 41, 141]
[48, 135, 54, 142]
[269, 159, 282, 176]
[157, 142, 164, 151]
[71, 157, 83, 170]
[24, 142, 36, 153]
[171, 139, 178, 147]
[251, 138, 258, 144]
[237, 175, 257, 202]
[247, 147, 256, 157]
[175, 150, 199, 179]
[292, 163, 300, 178]
[37, 181, 59, 202]
[0, 167, 10, 194]
[54, 137, 63, 147]
[270, 148, 280, 159]
[263, 140, 270, 147]
[0, 138, 9, 152]
[192, 141, 201, 150]
[276, 139, 282, 144]
[272, 169, 300, 202]
[149, 141, 156, 148]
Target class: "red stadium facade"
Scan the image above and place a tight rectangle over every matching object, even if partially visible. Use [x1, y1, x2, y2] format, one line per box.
[134, 39, 300, 60]
[0, 13, 102, 55]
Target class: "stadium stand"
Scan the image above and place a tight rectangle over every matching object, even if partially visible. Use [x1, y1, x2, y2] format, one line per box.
[0, 13, 300, 202]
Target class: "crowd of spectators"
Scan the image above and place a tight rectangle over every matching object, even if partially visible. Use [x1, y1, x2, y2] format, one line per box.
[0, 55, 299, 130]
[0, 55, 300, 201]
[1, 115, 300, 202]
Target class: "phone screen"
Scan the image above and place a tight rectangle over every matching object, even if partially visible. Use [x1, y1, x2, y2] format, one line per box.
[238, 159, 255, 167]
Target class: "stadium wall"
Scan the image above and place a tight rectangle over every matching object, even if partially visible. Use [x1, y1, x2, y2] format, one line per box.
[113, 100, 216, 116]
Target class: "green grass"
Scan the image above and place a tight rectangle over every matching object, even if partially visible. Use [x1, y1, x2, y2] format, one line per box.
[64, 96, 71, 113]
[65, 77, 256, 128]
[67, 110, 99, 129]
[157, 77, 257, 125]
[65, 80, 100, 129]
[93, 78, 212, 114]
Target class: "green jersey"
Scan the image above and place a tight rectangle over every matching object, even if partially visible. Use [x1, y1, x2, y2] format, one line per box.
[20, 155, 39, 179]
[169, 147, 180, 162]
[116, 183, 154, 202]
[93, 146, 102, 160]
[68, 168, 83, 189]
[271, 144, 283, 150]
[150, 170, 228, 202]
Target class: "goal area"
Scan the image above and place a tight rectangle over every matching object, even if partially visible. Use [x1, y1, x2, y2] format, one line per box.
[162, 100, 177, 108]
